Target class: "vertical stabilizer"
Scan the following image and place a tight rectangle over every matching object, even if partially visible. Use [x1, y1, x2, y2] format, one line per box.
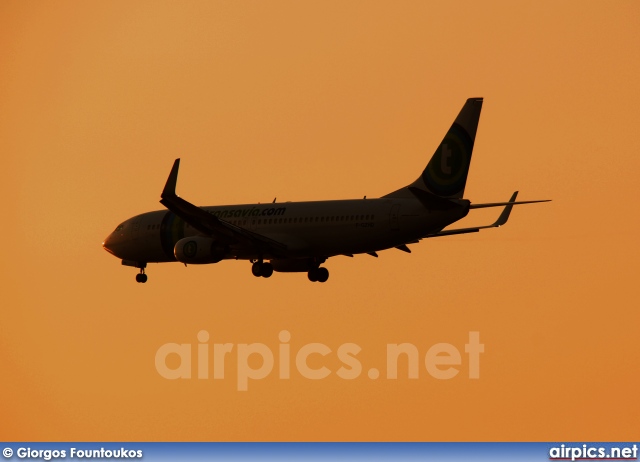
[384, 98, 483, 199]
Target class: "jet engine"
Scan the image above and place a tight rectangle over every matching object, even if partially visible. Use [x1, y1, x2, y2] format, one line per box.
[174, 237, 227, 264]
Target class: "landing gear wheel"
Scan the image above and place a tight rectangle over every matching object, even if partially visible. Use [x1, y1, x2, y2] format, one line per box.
[133, 263, 147, 283]
[252, 262, 263, 277]
[261, 263, 273, 278]
[252, 261, 273, 278]
[135, 273, 147, 283]
[316, 267, 329, 283]
[308, 267, 329, 283]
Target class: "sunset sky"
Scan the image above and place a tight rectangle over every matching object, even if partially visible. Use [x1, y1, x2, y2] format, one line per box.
[1, 1, 639, 441]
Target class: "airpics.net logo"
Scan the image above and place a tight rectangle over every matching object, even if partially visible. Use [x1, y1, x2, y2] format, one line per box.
[154, 331, 484, 391]
[549, 444, 638, 461]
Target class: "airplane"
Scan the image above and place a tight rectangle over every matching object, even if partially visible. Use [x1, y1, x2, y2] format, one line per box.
[102, 97, 550, 283]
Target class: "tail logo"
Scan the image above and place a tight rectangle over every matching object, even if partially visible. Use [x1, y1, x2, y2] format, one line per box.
[440, 144, 452, 174]
[422, 123, 473, 197]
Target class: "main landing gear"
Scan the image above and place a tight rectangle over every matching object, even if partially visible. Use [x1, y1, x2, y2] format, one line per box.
[251, 261, 274, 278]
[250, 258, 329, 282]
[308, 267, 329, 283]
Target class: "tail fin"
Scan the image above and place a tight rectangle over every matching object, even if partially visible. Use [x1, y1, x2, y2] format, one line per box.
[384, 97, 483, 199]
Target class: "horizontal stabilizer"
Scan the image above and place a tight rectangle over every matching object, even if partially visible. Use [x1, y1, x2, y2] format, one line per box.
[469, 198, 551, 209]
[425, 191, 540, 238]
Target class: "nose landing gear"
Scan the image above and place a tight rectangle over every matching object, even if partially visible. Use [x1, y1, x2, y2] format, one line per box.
[135, 267, 147, 283]
[121, 260, 149, 284]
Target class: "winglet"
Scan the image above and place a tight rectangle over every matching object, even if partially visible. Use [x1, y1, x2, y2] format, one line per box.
[493, 191, 518, 227]
[162, 158, 180, 198]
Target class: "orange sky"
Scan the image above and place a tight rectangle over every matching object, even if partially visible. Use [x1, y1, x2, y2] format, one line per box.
[1, 1, 639, 441]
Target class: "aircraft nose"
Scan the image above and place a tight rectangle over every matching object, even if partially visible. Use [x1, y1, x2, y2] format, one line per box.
[102, 233, 116, 255]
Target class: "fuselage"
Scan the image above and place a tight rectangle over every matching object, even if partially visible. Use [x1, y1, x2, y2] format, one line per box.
[102, 197, 468, 264]
[101, 99, 548, 284]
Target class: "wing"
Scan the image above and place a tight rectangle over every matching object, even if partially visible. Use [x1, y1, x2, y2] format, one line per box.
[159, 159, 288, 255]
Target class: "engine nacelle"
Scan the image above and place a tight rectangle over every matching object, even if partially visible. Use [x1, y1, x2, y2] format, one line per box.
[174, 237, 227, 264]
